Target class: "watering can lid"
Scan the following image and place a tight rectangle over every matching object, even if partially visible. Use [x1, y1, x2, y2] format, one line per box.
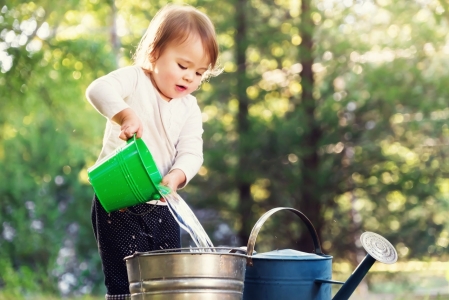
[252, 249, 331, 261]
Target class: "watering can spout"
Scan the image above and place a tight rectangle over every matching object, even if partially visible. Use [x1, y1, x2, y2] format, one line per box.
[332, 232, 398, 300]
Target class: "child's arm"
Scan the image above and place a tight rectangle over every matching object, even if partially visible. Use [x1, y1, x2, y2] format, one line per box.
[161, 169, 187, 193]
[112, 108, 143, 141]
[168, 98, 203, 189]
[86, 66, 140, 139]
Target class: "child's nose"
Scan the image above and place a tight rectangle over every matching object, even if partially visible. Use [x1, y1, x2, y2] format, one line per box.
[183, 71, 194, 82]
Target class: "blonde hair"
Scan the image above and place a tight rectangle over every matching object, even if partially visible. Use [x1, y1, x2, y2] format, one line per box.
[133, 4, 221, 79]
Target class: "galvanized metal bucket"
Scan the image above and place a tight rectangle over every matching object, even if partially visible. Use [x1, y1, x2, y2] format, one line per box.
[124, 247, 247, 300]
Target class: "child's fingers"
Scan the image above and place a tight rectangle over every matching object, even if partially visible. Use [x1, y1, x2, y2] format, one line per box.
[136, 126, 143, 138]
[118, 130, 127, 140]
[119, 126, 137, 140]
[161, 176, 177, 192]
[160, 177, 171, 189]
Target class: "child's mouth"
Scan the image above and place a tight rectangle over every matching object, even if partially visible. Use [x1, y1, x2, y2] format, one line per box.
[176, 85, 187, 92]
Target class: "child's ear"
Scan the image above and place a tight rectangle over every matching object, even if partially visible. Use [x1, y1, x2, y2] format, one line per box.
[149, 49, 159, 64]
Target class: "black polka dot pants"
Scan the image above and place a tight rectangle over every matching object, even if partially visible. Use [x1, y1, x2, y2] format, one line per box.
[91, 195, 181, 299]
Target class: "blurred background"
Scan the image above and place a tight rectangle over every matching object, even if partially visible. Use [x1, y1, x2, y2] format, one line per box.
[1, 0, 449, 299]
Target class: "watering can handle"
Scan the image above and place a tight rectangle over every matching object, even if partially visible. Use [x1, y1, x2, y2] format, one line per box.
[246, 207, 323, 266]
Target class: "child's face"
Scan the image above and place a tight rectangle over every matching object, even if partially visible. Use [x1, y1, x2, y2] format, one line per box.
[151, 34, 210, 101]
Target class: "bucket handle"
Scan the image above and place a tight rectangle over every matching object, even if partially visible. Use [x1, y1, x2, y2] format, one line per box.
[246, 207, 323, 266]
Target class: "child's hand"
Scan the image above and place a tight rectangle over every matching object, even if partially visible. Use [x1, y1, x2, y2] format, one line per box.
[112, 108, 143, 140]
[160, 169, 187, 196]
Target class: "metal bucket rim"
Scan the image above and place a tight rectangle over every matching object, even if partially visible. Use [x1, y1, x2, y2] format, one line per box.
[124, 247, 248, 260]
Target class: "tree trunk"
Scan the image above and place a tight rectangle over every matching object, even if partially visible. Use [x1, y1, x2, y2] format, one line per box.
[235, 0, 253, 246]
[110, 1, 120, 68]
[296, 0, 325, 247]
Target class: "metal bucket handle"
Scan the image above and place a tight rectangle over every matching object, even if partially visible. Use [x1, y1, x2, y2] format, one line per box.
[246, 207, 323, 266]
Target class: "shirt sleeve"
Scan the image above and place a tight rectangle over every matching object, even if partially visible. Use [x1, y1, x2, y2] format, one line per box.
[85, 66, 139, 120]
[170, 98, 204, 187]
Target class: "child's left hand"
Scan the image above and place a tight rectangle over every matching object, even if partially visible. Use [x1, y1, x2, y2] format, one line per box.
[160, 169, 186, 200]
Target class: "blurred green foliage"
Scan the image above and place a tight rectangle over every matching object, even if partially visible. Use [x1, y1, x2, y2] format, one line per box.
[1, 0, 449, 298]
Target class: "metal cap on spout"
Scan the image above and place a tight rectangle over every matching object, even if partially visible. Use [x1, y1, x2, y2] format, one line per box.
[360, 232, 398, 264]
[333, 232, 398, 300]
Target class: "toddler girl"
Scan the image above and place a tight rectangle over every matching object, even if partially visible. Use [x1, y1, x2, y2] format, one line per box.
[86, 4, 220, 299]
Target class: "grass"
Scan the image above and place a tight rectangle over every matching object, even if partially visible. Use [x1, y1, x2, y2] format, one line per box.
[331, 261, 449, 300]
[1, 260, 448, 299]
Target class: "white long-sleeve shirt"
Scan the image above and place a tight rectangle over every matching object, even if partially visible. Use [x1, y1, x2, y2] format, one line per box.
[86, 65, 204, 192]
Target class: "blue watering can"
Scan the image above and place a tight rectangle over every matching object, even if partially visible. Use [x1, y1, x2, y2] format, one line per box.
[243, 207, 398, 300]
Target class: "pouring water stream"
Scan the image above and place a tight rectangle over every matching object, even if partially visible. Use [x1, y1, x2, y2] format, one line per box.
[158, 185, 215, 252]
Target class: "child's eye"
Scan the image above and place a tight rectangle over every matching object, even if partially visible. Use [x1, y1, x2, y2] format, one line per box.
[196, 72, 203, 76]
[178, 64, 187, 70]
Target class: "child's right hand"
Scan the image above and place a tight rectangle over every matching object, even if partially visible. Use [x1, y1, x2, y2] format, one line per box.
[112, 108, 143, 140]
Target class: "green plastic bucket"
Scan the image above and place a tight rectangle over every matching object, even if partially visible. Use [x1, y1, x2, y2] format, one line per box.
[87, 135, 165, 213]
